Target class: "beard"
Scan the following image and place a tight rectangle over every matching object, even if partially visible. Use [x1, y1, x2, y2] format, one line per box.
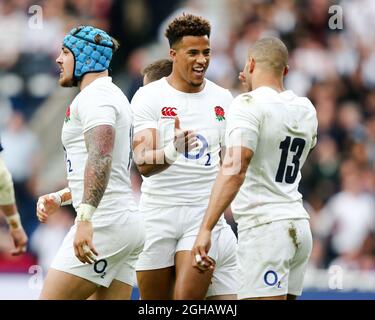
[59, 75, 76, 87]
[189, 73, 205, 87]
[189, 80, 204, 87]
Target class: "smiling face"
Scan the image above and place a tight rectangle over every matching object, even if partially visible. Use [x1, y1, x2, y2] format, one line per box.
[55, 46, 75, 87]
[170, 35, 210, 90]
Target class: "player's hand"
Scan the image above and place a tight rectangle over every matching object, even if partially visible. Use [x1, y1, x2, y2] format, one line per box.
[192, 229, 215, 273]
[173, 117, 198, 154]
[73, 221, 98, 264]
[9, 226, 28, 256]
[36, 193, 61, 223]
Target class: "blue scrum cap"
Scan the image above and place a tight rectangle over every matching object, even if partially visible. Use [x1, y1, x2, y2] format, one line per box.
[63, 26, 114, 81]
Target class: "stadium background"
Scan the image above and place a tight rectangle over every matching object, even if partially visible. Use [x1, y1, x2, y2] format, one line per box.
[0, 0, 375, 299]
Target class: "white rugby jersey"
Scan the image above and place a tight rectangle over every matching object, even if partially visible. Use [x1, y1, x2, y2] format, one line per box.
[131, 77, 233, 207]
[61, 77, 137, 222]
[226, 86, 318, 230]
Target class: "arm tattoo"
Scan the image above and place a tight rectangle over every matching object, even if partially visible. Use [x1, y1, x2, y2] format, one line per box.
[82, 125, 115, 208]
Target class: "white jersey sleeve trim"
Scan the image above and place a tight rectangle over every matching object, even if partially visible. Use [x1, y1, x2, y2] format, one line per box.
[83, 121, 116, 134]
[78, 101, 118, 133]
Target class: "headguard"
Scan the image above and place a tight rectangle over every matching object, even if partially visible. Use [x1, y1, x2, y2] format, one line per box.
[63, 26, 114, 81]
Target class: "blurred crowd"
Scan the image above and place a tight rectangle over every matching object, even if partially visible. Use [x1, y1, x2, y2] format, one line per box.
[1, 0, 375, 276]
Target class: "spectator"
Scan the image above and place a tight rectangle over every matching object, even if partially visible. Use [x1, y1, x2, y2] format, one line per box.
[316, 160, 375, 269]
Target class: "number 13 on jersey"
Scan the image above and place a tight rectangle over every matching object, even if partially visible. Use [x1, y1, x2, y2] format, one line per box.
[275, 136, 306, 184]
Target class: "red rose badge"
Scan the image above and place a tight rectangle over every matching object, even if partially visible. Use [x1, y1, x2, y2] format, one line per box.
[65, 105, 71, 123]
[215, 106, 225, 122]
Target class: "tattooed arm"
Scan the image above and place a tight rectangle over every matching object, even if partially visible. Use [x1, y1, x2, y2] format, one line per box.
[74, 124, 115, 264]
[82, 124, 115, 207]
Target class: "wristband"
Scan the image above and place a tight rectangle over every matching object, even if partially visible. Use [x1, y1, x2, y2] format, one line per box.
[5, 212, 22, 230]
[56, 187, 72, 206]
[164, 140, 178, 163]
[76, 203, 96, 222]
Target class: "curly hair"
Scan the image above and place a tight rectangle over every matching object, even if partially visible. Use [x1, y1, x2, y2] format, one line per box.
[165, 13, 211, 48]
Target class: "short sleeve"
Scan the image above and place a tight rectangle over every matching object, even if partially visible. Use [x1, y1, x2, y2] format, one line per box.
[77, 93, 118, 133]
[225, 93, 262, 152]
[130, 87, 159, 134]
[227, 127, 259, 152]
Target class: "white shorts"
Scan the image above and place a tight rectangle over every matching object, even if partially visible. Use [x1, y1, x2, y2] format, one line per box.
[237, 218, 312, 299]
[51, 212, 145, 288]
[206, 225, 239, 297]
[136, 205, 238, 296]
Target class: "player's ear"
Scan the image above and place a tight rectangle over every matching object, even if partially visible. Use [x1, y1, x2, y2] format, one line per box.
[249, 58, 256, 74]
[169, 48, 177, 62]
[283, 65, 289, 76]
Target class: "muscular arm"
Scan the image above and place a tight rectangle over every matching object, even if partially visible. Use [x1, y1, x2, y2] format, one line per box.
[133, 128, 172, 177]
[200, 146, 253, 231]
[0, 157, 19, 219]
[82, 125, 115, 207]
[133, 120, 196, 177]
[0, 157, 15, 210]
[0, 157, 27, 254]
[0, 204, 17, 216]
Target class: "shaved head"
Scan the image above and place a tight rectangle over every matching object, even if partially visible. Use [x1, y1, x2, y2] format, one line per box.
[249, 37, 288, 75]
[241, 37, 289, 91]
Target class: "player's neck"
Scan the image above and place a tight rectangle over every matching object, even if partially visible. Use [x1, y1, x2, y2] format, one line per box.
[166, 73, 205, 93]
[252, 72, 284, 93]
[79, 71, 109, 91]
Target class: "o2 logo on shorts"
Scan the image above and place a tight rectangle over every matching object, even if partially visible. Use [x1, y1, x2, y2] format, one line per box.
[94, 259, 108, 279]
[264, 270, 281, 288]
[183, 134, 211, 166]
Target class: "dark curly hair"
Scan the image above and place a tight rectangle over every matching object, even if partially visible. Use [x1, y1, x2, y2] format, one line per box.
[165, 13, 211, 48]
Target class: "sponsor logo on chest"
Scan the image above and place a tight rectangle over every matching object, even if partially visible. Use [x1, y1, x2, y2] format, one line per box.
[161, 107, 178, 119]
[160, 106, 225, 122]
